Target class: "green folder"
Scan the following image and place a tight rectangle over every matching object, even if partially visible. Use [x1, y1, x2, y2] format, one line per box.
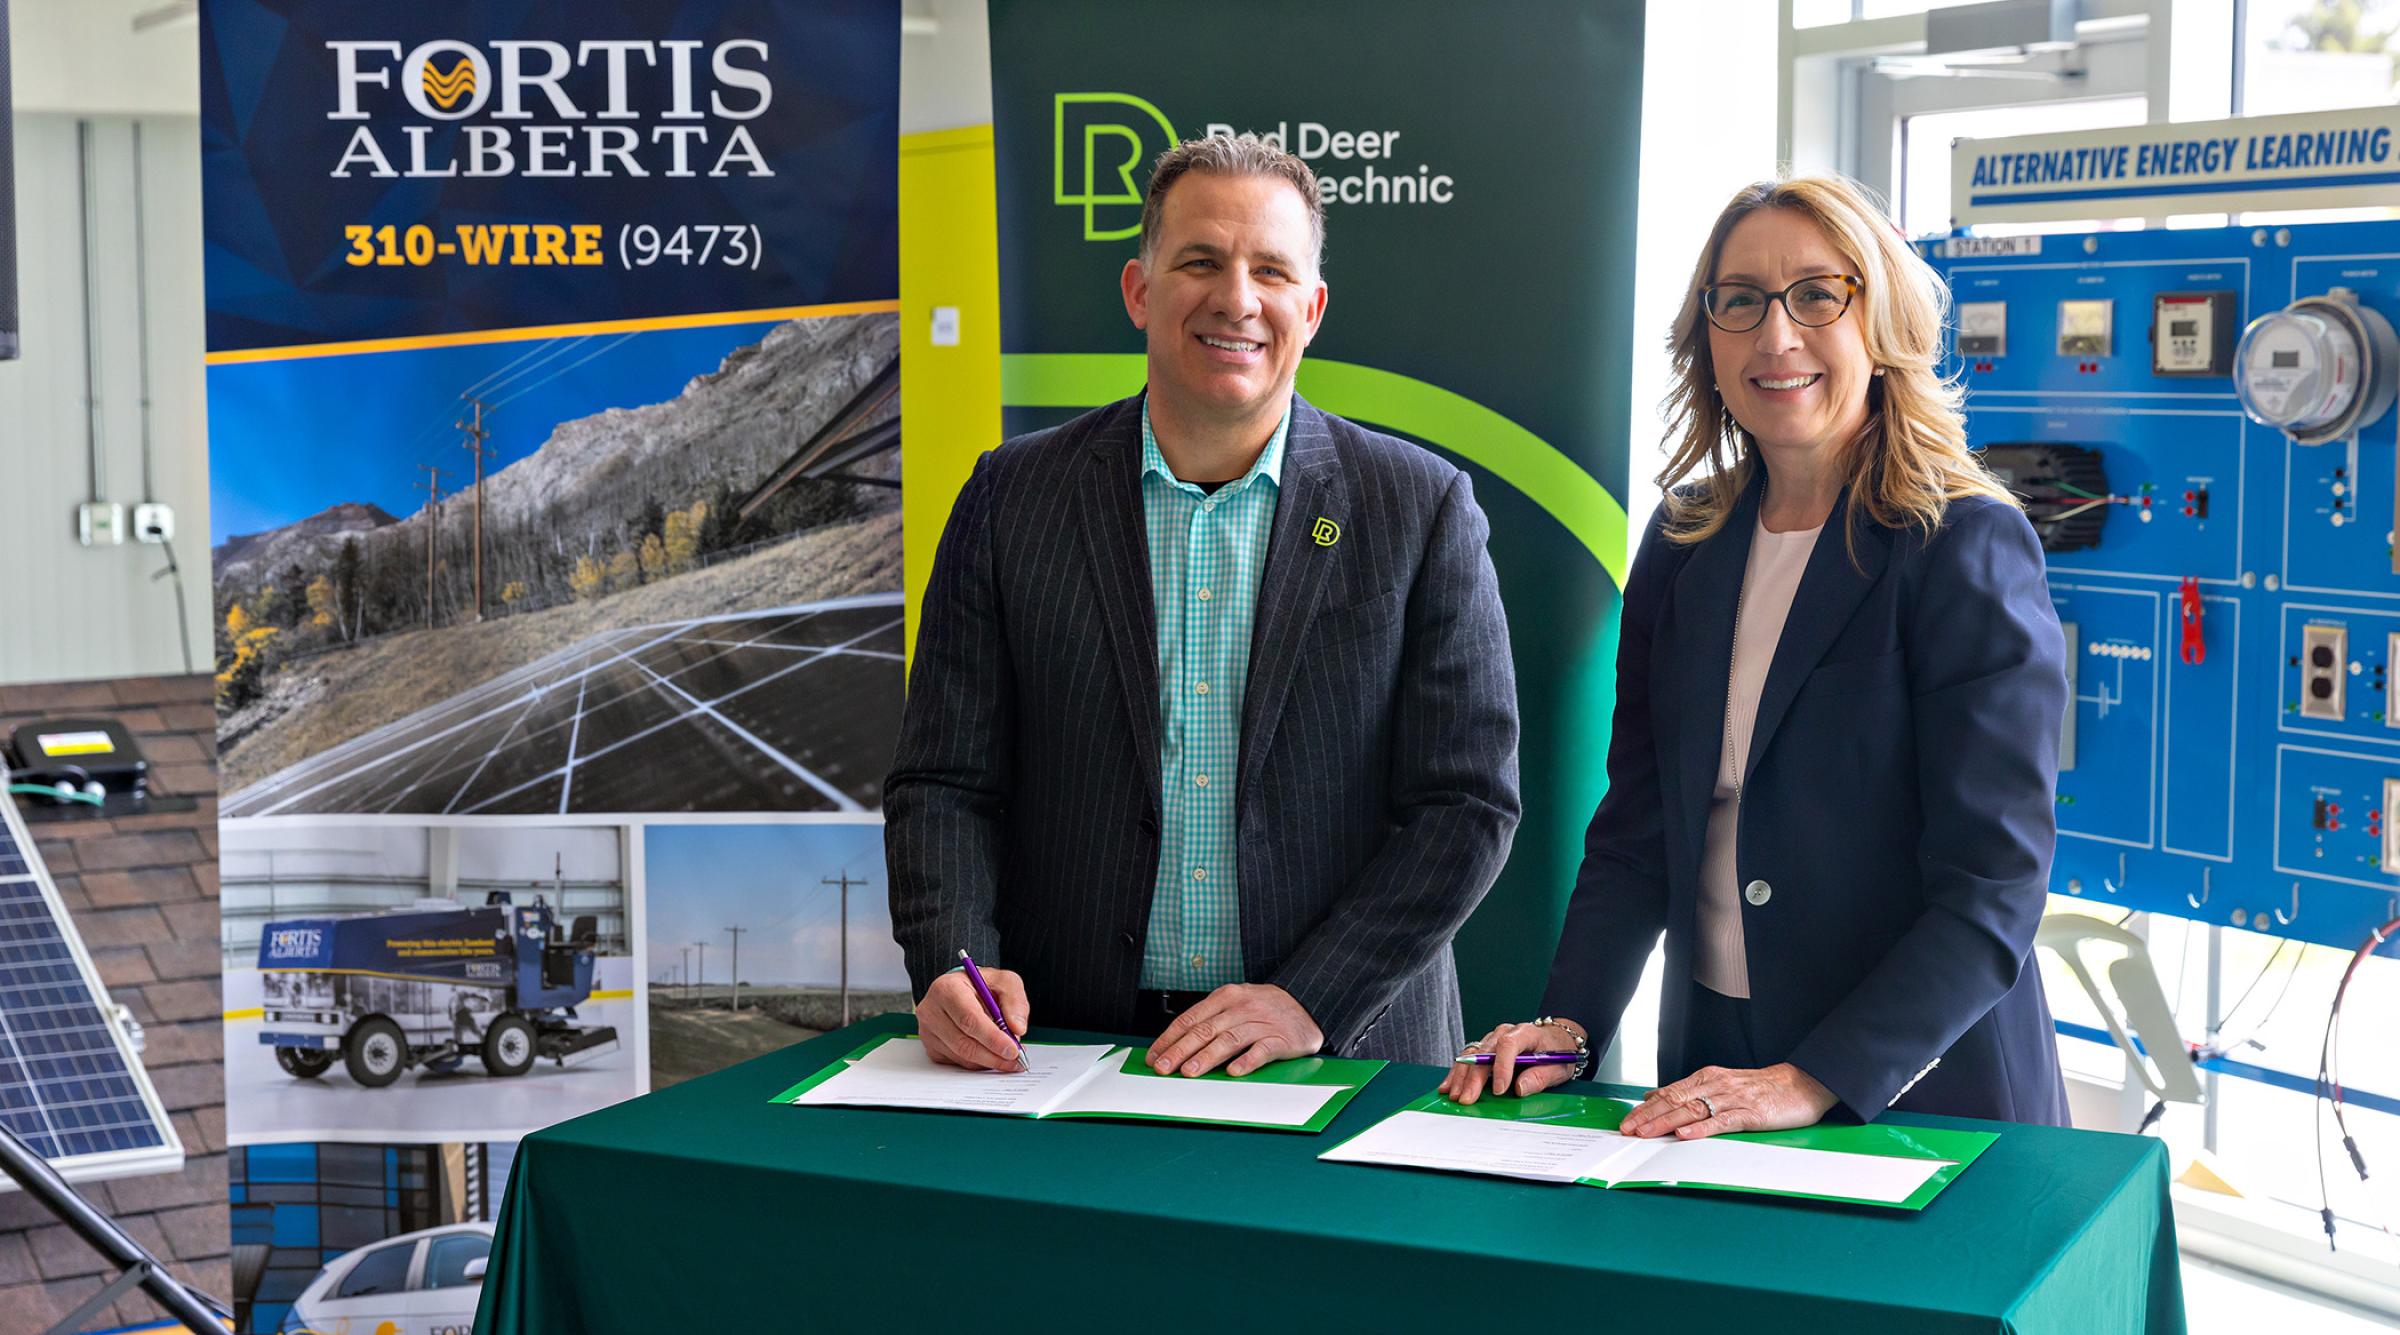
[769, 1032, 1383, 1133]
[1324, 1091, 1997, 1211]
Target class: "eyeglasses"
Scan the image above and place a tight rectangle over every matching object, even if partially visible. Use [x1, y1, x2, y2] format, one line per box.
[1701, 274, 1861, 333]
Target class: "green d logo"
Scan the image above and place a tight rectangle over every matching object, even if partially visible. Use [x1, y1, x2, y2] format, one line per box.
[1054, 93, 1178, 241]
[1312, 518, 1341, 548]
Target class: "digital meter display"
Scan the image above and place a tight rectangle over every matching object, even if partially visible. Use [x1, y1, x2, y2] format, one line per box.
[2152, 291, 2237, 376]
[2274, 350, 2300, 369]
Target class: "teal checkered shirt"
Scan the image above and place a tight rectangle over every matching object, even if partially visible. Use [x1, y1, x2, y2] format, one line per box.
[1137, 398, 1288, 991]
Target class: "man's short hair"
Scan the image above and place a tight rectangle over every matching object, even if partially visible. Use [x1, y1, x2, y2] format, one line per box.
[1137, 133, 1325, 272]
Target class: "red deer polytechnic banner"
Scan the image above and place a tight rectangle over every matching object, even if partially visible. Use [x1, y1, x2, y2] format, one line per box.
[989, 0, 1644, 1033]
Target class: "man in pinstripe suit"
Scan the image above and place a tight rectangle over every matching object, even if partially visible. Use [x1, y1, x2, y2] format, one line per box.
[888, 134, 1519, 1074]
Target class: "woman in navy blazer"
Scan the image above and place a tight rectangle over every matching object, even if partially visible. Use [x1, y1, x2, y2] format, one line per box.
[1443, 175, 2071, 1136]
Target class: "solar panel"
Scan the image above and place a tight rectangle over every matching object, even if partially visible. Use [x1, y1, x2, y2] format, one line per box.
[0, 778, 184, 1183]
[224, 592, 906, 818]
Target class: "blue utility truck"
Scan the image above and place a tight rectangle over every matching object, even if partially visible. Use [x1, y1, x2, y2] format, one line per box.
[257, 894, 617, 1087]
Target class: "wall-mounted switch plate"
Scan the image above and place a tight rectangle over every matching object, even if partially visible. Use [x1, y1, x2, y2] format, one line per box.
[77, 502, 125, 547]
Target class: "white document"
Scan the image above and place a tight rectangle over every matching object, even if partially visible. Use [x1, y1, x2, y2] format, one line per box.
[1318, 1110, 1625, 1184]
[1606, 1135, 1947, 1205]
[791, 1037, 1349, 1127]
[792, 1038, 1118, 1115]
[1053, 1063, 1343, 1126]
[1321, 1109, 1951, 1204]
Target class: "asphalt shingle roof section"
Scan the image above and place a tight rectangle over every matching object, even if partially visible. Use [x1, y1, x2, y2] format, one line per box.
[0, 672, 228, 1331]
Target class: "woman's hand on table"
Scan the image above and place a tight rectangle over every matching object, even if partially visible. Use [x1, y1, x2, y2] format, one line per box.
[1437, 1018, 1585, 1104]
[1618, 1062, 1838, 1139]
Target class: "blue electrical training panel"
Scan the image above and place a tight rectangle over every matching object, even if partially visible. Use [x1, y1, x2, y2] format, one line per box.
[1925, 220, 2400, 958]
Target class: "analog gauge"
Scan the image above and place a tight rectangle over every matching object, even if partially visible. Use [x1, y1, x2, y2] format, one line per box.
[2057, 299, 2113, 357]
[1958, 301, 2006, 357]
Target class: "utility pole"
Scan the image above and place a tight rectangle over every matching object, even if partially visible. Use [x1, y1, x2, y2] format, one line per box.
[678, 946, 690, 1003]
[694, 940, 708, 1008]
[823, 869, 868, 1026]
[723, 926, 746, 1013]
[457, 396, 491, 621]
[417, 464, 443, 628]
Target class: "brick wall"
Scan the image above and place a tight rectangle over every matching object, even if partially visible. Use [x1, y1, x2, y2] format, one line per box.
[0, 674, 226, 1331]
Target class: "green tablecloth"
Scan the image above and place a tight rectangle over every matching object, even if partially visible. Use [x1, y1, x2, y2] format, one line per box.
[475, 1013, 2184, 1334]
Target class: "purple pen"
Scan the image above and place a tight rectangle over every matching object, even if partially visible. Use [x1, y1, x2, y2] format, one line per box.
[956, 949, 1029, 1072]
[1451, 1051, 1583, 1066]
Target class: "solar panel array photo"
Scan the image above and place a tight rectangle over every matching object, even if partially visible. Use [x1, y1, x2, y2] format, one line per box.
[223, 595, 903, 817]
[0, 803, 178, 1167]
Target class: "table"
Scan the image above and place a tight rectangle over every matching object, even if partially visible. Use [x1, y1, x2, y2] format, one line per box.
[475, 1013, 2185, 1333]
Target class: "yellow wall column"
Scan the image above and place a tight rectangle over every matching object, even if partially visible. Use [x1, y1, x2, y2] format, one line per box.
[898, 126, 1003, 666]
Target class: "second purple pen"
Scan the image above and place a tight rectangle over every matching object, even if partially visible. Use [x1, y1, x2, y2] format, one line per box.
[1450, 1052, 1582, 1066]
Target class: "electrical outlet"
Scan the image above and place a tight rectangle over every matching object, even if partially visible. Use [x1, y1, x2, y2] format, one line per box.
[2303, 623, 2349, 721]
[2389, 633, 2400, 730]
[2384, 778, 2400, 871]
[133, 503, 174, 544]
[76, 502, 125, 547]
[2059, 620, 2078, 771]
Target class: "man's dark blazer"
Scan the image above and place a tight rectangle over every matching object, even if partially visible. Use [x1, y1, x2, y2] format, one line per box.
[887, 391, 1521, 1064]
[1541, 470, 2071, 1123]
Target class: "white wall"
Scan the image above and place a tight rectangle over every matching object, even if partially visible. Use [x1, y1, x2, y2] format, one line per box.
[1626, 0, 1780, 556]
[0, 110, 211, 685]
[8, 0, 199, 118]
[899, 0, 991, 134]
[0, 7, 208, 685]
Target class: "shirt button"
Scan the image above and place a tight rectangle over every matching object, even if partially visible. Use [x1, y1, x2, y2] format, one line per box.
[1203, 499, 1217, 512]
[1192, 867, 1207, 882]
[1744, 880, 1773, 906]
[1194, 681, 1209, 695]
[1190, 954, 1204, 967]
[1197, 588, 1212, 601]
[1193, 773, 1208, 787]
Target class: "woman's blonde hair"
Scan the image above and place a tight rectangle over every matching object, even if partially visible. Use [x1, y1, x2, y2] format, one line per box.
[1658, 173, 2014, 546]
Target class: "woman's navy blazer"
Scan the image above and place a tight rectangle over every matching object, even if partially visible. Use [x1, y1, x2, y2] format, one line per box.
[1541, 472, 2072, 1124]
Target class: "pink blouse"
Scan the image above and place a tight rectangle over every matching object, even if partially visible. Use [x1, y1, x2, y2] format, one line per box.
[1696, 515, 1823, 998]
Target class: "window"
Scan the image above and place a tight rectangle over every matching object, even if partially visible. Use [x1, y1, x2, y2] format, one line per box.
[1861, 0, 2002, 16]
[423, 1233, 491, 1289]
[333, 1241, 417, 1299]
[2244, 0, 2400, 117]
[1898, 97, 2149, 236]
[1795, 0, 1996, 25]
[2239, 0, 2400, 224]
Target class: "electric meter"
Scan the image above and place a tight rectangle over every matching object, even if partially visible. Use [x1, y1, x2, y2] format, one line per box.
[2233, 287, 2400, 444]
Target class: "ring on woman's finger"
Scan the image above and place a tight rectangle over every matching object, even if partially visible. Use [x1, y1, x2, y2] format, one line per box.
[1692, 1094, 1716, 1120]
